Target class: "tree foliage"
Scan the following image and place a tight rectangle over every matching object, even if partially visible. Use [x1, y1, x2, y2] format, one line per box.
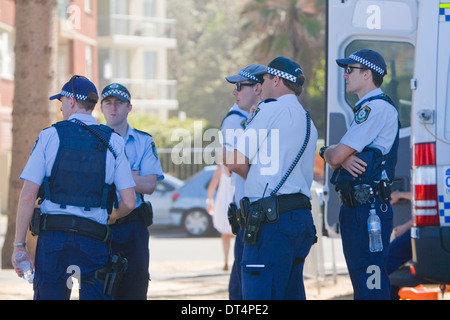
[167, 0, 327, 138]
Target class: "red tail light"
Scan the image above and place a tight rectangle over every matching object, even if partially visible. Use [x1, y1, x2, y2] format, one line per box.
[413, 184, 439, 226]
[413, 142, 439, 227]
[414, 142, 436, 166]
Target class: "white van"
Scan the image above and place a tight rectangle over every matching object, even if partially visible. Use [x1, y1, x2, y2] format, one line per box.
[324, 0, 450, 284]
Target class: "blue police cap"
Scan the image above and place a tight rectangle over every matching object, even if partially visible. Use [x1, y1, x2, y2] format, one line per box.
[49, 75, 98, 102]
[101, 83, 131, 103]
[336, 49, 387, 76]
[226, 64, 266, 84]
[254, 56, 304, 85]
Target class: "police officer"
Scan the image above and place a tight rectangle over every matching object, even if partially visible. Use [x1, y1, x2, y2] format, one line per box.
[100, 83, 164, 300]
[226, 57, 318, 300]
[322, 49, 399, 299]
[12, 76, 136, 300]
[223, 64, 265, 300]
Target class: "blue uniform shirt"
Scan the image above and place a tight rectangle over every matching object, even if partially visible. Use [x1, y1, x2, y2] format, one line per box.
[123, 125, 164, 208]
[20, 113, 136, 225]
[220, 104, 249, 207]
[237, 94, 318, 202]
[340, 88, 399, 155]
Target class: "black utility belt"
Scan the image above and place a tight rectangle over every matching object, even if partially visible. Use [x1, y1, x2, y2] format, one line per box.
[228, 193, 311, 245]
[30, 209, 111, 243]
[249, 192, 312, 216]
[338, 180, 391, 208]
[113, 201, 153, 227]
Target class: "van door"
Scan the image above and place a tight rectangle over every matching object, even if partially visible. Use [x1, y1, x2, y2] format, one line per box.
[324, 0, 418, 235]
[436, 1, 450, 228]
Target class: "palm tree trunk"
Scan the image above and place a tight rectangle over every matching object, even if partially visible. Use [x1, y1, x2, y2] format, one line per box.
[1, 0, 58, 269]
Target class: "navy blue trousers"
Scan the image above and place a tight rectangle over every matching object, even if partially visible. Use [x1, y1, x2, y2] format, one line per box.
[229, 230, 244, 300]
[110, 221, 150, 300]
[33, 231, 111, 300]
[339, 200, 393, 300]
[240, 209, 315, 300]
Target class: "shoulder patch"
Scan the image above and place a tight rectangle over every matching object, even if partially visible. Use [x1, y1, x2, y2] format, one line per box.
[355, 106, 371, 124]
[240, 119, 247, 130]
[151, 142, 158, 159]
[246, 107, 261, 126]
[134, 128, 152, 137]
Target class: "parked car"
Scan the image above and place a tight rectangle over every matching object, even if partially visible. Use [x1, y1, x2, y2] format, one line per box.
[170, 165, 217, 236]
[144, 173, 184, 226]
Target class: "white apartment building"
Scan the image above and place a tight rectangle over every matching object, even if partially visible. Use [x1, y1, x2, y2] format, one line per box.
[97, 0, 178, 121]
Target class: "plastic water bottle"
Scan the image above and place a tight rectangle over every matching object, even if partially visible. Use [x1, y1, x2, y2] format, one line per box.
[368, 208, 383, 252]
[14, 251, 34, 283]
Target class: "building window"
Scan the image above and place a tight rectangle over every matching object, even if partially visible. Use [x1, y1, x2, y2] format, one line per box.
[84, 0, 92, 14]
[0, 32, 14, 79]
[85, 45, 93, 79]
[144, 51, 156, 79]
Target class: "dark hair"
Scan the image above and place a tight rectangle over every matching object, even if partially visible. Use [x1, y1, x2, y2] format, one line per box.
[360, 68, 384, 87]
[76, 92, 98, 111]
[372, 71, 384, 87]
[269, 74, 305, 96]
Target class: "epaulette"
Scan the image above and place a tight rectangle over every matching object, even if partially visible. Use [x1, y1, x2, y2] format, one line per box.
[134, 128, 153, 137]
[258, 98, 277, 106]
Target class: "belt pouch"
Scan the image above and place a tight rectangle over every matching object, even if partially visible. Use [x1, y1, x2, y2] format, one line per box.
[30, 207, 42, 236]
[339, 181, 357, 208]
[141, 201, 153, 227]
[261, 195, 279, 223]
[227, 202, 239, 235]
[378, 180, 391, 204]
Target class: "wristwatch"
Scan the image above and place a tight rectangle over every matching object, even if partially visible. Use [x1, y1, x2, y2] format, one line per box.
[13, 242, 26, 248]
[319, 146, 328, 159]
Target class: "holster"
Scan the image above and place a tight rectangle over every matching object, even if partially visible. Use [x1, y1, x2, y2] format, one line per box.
[240, 193, 311, 245]
[240, 197, 250, 223]
[95, 253, 128, 297]
[243, 206, 264, 245]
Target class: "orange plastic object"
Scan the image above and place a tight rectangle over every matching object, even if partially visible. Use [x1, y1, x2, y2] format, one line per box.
[399, 285, 439, 300]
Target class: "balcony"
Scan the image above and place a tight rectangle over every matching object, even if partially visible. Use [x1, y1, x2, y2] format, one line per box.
[98, 14, 177, 48]
[99, 78, 178, 111]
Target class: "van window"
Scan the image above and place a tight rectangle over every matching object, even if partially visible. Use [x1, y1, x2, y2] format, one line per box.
[345, 40, 415, 128]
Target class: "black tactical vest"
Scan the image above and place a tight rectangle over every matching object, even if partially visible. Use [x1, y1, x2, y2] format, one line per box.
[42, 120, 115, 211]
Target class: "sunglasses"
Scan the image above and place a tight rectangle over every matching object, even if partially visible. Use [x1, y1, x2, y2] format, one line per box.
[345, 66, 368, 74]
[235, 82, 257, 92]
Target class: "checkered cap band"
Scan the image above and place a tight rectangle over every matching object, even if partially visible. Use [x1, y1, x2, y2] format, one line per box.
[238, 70, 260, 82]
[102, 89, 131, 102]
[267, 67, 298, 83]
[60, 90, 88, 101]
[349, 54, 385, 75]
